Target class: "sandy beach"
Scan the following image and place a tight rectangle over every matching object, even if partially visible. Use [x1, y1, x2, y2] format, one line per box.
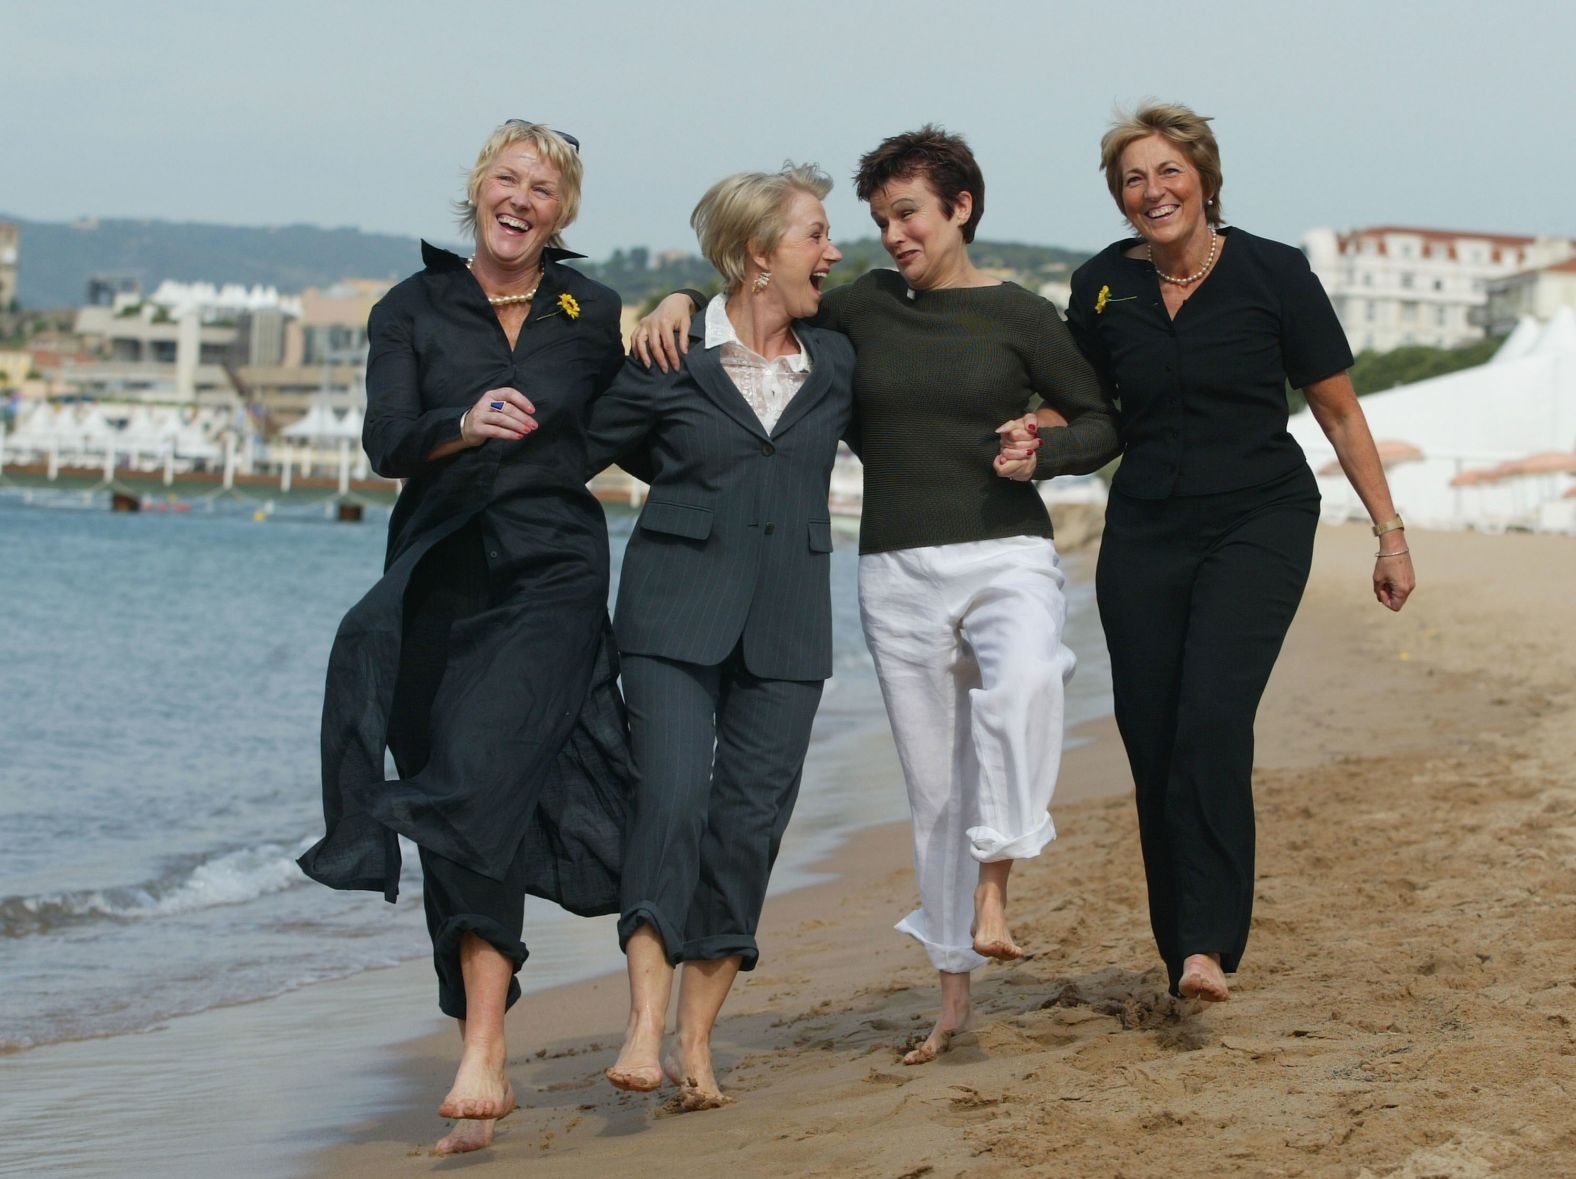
[292, 521, 1574, 1179]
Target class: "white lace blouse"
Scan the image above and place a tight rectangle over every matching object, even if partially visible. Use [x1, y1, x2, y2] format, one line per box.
[703, 295, 810, 433]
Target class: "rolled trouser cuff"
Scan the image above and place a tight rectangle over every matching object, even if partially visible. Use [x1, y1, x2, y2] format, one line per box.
[617, 903, 686, 965]
[895, 910, 988, 974]
[679, 933, 760, 971]
[968, 813, 1056, 862]
[430, 914, 529, 1020]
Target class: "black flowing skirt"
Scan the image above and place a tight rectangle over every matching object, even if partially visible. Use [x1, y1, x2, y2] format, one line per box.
[299, 513, 634, 914]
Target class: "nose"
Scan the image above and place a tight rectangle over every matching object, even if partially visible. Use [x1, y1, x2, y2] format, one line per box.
[882, 224, 903, 251]
[826, 240, 844, 265]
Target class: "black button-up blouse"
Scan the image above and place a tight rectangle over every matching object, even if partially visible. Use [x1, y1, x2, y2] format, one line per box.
[1065, 227, 1352, 500]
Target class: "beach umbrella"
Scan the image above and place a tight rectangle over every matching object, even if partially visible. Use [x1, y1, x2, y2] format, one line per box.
[1318, 439, 1423, 478]
[1500, 451, 1576, 477]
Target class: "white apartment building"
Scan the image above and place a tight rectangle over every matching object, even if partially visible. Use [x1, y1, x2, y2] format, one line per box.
[1481, 259, 1576, 336]
[1302, 225, 1576, 354]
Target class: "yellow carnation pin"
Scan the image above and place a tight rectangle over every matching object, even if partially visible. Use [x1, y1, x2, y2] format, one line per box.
[540, 292, 581, 321]
[1094, 284, 1135, 315]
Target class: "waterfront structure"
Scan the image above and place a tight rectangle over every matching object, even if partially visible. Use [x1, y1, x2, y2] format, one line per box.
[1302, 225, 1576, 353]
[0, 221, 18, 310]
[1481, 259, 1576, 337]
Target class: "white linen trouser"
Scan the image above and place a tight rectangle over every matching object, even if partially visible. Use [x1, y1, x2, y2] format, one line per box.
[859, 536, 1075, 974]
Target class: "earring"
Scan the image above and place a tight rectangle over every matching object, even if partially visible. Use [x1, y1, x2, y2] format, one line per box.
[753, 271, 772, 293]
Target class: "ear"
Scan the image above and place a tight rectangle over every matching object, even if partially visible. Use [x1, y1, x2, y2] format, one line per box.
[747, 239, 772, 275]
[950, 191, 974, 228]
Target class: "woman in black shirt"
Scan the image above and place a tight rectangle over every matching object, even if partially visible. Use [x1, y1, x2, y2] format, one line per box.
[1001, 102, 1414, 1003]
[299, 121, 631, 1155]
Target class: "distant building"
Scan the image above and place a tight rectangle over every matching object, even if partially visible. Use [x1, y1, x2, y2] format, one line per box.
[1302, 225, 1576, 353]
[1481, 259, 1576, 337]
[283, 278, 390, 366]
[85, 273, 142, 307]
[68, 281, 302, 404]
[0, 221, 18, 310]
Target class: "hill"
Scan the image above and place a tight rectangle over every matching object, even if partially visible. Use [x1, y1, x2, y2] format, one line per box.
[1, 213, 1092, 311]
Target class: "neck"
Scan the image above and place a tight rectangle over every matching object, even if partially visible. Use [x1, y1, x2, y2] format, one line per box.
[913, 248, 986, 292]
[470, 249, 543, 294]
[725, 288, 797, 359]
[1149, 223, 1216, 279]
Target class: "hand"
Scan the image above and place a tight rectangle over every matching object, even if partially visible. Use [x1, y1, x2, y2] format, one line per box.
[1035, 405, 1069, 431]
[1373, 547, 1415, 612]
[629, 294, 696, 373]
[462, 387, 537, 446]
[995, 412, 1042, 458]
[992, 415, 1041, 481]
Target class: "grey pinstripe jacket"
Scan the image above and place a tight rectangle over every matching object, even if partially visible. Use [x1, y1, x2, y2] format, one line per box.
[585, 317, 855, 681]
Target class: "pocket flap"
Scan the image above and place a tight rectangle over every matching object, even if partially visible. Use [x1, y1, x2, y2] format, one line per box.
[639, 499, 714, 540]
[808, 518, 834, 553]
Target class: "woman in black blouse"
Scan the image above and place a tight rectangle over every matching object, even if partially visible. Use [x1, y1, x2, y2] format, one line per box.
[1000, 102, 1414, 1003]
[298, 120, 631, 1155]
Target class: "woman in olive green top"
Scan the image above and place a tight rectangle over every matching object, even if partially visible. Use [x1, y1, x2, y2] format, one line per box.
[636, 126, 1118, 1066]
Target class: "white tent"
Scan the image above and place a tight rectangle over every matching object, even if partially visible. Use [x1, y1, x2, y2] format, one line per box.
[282, 401, 361, 442]
[1290, 305, 1576, 533]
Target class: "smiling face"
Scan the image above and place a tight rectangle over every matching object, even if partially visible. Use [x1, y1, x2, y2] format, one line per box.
[760, 190, 843, 319]
[867, 175, 972, 290]
[473, 141, 563, 272]
[1118, 133, 1212, 251]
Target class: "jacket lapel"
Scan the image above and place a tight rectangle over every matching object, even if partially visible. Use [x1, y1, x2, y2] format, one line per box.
[684, 320, 772, 442]
[769, 321, 834, 439]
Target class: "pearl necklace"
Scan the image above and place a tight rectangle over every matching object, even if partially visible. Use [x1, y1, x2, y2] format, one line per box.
[1150, 225, 1219, 286]
[466, 258, 541, 306]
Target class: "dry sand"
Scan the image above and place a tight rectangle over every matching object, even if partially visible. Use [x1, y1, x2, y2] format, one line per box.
[313, 523, 1575, 1179]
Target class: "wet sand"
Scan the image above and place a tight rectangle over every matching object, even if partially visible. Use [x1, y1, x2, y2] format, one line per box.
[308, 522, 1576, 1178]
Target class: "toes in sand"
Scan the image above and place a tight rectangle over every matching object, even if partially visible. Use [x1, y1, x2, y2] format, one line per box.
[1178, 954, 1231, 1003]
[435, 1115, 504, 1156]
[437, 1072, 516, 1122]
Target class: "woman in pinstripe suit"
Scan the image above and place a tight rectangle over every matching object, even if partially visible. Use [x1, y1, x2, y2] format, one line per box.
[584, 164, 855, 1110]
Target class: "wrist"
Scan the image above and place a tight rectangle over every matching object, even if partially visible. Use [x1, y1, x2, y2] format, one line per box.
[1371, 514, 1404, 538]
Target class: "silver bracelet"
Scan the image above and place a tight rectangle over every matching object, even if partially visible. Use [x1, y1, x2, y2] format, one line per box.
[1375, 547, 1410, 558]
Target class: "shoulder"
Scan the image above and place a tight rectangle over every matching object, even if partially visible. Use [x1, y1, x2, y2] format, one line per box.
[552, 262, 622, 324]
[1071, 239, 1137, 294]
[368, 271, 429, 329]
[798, 320, 855, 367]
[1225, 227, 1312, 274]
[833, 268, 906, 305]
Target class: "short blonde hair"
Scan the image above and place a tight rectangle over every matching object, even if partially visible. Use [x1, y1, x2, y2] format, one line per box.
[1099, 101, 1224, 227]
[690, 163, 833, 292]
[454, 120, 583, 249]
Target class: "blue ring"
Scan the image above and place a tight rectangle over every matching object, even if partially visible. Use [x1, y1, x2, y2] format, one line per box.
[489, 400, 505, 410]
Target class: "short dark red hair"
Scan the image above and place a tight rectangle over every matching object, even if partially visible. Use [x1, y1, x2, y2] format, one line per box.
[854, 125, 985, 244]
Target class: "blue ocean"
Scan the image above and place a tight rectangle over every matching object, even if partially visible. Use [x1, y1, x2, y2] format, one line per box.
[0, 489, 1108, 1055]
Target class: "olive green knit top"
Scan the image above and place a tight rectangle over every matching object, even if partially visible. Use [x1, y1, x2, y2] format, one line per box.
[816, 270, 1119, 554]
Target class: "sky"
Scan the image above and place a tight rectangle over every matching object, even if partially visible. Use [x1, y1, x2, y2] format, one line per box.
[5, 0, 1574, 262]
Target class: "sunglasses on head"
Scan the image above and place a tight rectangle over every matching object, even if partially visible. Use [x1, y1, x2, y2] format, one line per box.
[510, 120, 579, 154]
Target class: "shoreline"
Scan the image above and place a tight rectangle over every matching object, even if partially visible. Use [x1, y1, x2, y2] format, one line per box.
[312, 522, 1576, 1178]
[6, 523, 1573, 1176]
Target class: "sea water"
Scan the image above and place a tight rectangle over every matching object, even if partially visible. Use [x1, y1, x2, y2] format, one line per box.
[0, 492, 1109, 1054]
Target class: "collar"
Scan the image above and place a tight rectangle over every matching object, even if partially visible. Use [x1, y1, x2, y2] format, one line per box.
[702, 295, 810, 371]
[420, 240, 587, 272]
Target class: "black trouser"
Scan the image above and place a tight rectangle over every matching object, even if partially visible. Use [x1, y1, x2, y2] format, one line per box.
[617, 648, 824, 970]
[1096, 467, 1318, 994]
[390, 521, 530, 1019]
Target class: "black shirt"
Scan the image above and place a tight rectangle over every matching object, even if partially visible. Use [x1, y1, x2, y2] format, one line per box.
[1066, 227, 1352, 500]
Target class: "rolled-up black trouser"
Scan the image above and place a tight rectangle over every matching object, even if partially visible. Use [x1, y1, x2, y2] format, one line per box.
[391, 520, 529, 1019]
[617, 647, 824, 970]
[1096, 466, 1319, 995]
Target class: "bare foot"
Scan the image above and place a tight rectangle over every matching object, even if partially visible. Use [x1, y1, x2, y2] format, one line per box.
[1178, 953, 1230, 1003]
[437, 1048, 515, 1121]
[901, 1008, 972, 1066]
[434, 1099, 513, 1157]
[605, 1010, 665, 1092]
[661, 1045, 732, 1112]
[972, 880, 1023, 961]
